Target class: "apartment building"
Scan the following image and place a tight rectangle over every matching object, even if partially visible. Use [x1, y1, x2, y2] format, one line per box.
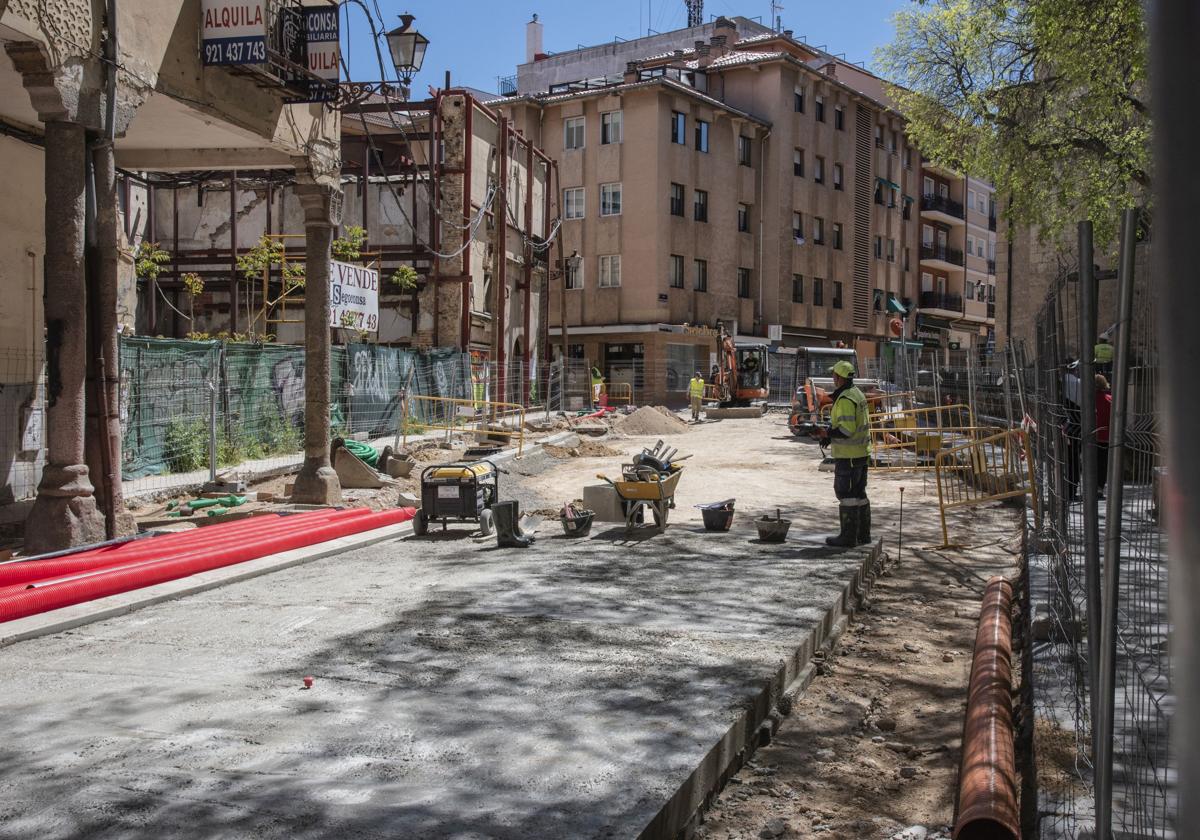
[495, 16, 923, 402]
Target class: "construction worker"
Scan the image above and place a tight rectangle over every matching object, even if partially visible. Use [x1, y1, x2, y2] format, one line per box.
[1094, 333, 1114, 377]
[590, 365, 604, 408]
[824, 359, 872, 547]
[688, 371, 705, 421]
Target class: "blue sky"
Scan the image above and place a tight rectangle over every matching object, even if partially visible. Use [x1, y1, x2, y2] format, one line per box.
[340, 1, 911, 96]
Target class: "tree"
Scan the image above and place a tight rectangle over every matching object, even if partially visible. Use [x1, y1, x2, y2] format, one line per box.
[878, 0, 1149, 245]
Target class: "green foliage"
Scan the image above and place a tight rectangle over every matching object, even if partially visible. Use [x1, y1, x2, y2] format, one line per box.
[237, 236, 306, 289]
[181, 272, 205, 297]
[389, 264, 419, 291]
[877, 0, 1149, 246]
[135, 241, 171, 282]
[332, 225, 368, 262]
[163, 419, 209, 473]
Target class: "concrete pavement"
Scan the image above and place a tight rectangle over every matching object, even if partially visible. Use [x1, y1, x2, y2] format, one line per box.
[0, 518, 879, 839]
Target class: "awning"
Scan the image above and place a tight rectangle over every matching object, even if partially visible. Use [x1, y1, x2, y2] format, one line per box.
[887, 296, 907, 315]
[888, 339, 924, 348]
[876, 176, 901, 190]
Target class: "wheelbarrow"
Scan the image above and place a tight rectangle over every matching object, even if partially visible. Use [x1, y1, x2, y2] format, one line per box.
[596, 465, 684, 534]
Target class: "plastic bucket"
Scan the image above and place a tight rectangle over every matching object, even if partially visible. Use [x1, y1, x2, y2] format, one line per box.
[755, 517, 791, 543]
[701, 507, 735, 531]
[560, 510, 595, 538]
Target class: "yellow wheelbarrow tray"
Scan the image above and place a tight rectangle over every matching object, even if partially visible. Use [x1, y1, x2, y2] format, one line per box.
[596, 466, 684, 533]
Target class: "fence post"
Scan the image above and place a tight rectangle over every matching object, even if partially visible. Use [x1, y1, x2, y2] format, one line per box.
[207, 375, 218, 485]
[1095, 208, 1139, 839]
[1077, 221, 1105, 783]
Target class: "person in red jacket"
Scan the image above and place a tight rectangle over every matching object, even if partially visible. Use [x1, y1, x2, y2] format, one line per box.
[1095, 374, 1113, 498]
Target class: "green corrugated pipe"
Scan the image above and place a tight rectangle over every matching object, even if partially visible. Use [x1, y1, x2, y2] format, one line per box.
[184, 494, 247, 511]
[341, 438, 379, 468]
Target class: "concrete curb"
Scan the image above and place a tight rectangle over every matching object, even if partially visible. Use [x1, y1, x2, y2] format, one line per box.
[0, 521, 413, 649]
[642, 537, 887, 840]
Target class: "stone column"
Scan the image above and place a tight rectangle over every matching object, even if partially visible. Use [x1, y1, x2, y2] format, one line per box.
[85, 140, 136, 538]
[26, 120, 107, 553]
[291, 183, 342, 505]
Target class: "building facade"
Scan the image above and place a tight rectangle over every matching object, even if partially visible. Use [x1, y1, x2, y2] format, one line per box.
[495, 15, 998, 400]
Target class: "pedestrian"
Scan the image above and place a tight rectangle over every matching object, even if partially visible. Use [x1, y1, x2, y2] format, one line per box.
[823, 360, 871, 547]
[688, 371, 705, 422]
[1095, 373, 1112, 498]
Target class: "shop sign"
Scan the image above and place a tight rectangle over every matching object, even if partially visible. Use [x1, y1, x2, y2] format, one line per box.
[201, 0, 267, 66]
[294, 6, 340, 101]
[914, 326, 943, 344]
[681, 325, 717, 337]
[328, 260, 379, 332]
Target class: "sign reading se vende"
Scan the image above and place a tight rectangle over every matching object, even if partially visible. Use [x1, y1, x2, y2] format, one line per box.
[201, 0, 267, 66]
[329, 261, 379, 333]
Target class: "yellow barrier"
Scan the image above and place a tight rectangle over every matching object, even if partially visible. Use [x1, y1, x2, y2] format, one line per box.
[870, 425, 1006, 472]
[933, 429, 1039, 547]
[605, 382, 633, 405]
[401, 394, 527, 455]
[871, 403, 976, 430]
[816, 391, 917, 422]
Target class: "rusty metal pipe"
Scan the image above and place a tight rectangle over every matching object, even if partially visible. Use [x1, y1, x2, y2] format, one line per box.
[953, 576, 1019, 840]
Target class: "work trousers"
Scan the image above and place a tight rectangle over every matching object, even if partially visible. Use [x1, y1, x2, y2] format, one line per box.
[690, 395, 702, 420]
[833, 456, 869, 502]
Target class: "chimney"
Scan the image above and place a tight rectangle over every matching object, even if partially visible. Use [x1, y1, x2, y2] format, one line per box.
[673, 49, 684, 61]
[822, 61, 837, 79]
[714, 15, 739, 45]
[784, 29, 794, 38]
[695, 40, 712, 67]
[525, 14, 544, 64]
[624, 61, 641, 83]
[709, 34, 728, 59]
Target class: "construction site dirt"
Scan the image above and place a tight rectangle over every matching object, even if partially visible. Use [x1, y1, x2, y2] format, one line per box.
[0, 412, 1024, 839]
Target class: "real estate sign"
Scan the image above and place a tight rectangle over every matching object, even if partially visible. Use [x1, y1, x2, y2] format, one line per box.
[329, 261, 379, 333]
[201, 0, 267, 66]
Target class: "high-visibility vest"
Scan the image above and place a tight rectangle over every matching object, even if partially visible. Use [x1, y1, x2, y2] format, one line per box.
[689, 377, 705, 398]
[1094, 342, 1114, 364]
[830, 386, 870, 459]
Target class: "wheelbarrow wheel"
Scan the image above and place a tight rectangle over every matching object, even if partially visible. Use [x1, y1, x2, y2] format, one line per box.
[478, 508, 495, 537]
[412, 512, 428, 536]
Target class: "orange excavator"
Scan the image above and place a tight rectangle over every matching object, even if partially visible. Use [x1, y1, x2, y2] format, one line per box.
[712, 320, 769, 407]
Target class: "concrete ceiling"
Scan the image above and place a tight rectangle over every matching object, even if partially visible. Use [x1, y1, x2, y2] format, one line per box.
[117, 92, 274, 151]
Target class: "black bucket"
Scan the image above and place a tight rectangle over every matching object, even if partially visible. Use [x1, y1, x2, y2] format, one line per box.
[701, 504, 735, 531]
[560, 510, 595, 537]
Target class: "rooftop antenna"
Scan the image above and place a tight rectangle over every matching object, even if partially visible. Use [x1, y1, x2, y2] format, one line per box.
[771, 0, 784, 31]
[684, 0, 703, 28]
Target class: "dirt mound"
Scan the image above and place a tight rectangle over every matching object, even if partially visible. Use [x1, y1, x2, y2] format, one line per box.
[615, 406, 690, 436]
[543, 441, 624, 459]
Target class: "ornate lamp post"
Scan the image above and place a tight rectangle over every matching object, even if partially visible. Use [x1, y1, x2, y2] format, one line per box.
[385, 13, 429, 99]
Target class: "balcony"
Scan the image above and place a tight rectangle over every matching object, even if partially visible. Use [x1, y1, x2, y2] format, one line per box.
[919, 291, 963, 314]
[920, 193, 965, 226]
[920, 243, 965, 272]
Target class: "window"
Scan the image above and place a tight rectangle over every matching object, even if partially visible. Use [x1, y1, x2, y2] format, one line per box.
[922, 224, 934, 246]
[737, 203, 750, 233]
[887, 238, 896, 262]
[966, 234, 975, 256]
[904, 246, 911, 271]
[977, 239, 986, 257]
[598, 254, 621, 287]
[669, 182, 684, 217]
[988, 240, 996, 261]
[888, 187, 898, 208]
[874, 183, 884, 205]
[874, 235, 883, 259]
[813, 277, 824, 306]
[967, 189, 976, 212]
[566, 259, 583, 290]
[794, 87, 805, 113]
[693, 189, 708, 222]
[601, 111, 623, 144]
[923, 175, 934, 197]
[793, 148, 805, 177]
[921, 271, 933, 291]
[738, 135, 752, 166]
[815, 96, 825, 122]
[564, 187, 585, 220]
[832, 281, 844, 309]
[890, 130, 898, 153]
[792, 274, 804, 303]
[833, 163, 843, 190]
[873, 289, 884, 311]
[813, 216, 825, 245]
[833, 223, 843, 250]
[669, 254, 684, 288]
[694, 119, 709, 152]
[737, 268, 751, 298]
[903, 197, 912, 220]
[694, 259, 708, 292]
[814, 156, 825, 184]
[904, 146, 912, 169]
[978, 194, 987, 213]
[874, 124, 884, 148]
[670, 111, 686, 144]
[564, 117, 585, 150]
[792, 212, 804, 243]
[834, 107, 845, 130]
[600, 182, 622, 216]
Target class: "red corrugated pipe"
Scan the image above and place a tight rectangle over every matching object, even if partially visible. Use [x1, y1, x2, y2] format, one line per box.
[0, 508, 415, 623]
[0, 509, 372, 587]
[953, 575, 1020, 840]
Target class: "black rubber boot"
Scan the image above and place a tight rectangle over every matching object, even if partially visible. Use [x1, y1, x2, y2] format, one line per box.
[825, 505, 859, 547]
[856, 500, 872, 546]
[493, 501, 532, 549]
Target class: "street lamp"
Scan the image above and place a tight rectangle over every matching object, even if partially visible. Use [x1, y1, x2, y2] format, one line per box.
[386, 13, 429, 95]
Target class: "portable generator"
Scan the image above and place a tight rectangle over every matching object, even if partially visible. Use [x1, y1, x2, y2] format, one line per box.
[412, 460, 499, 536]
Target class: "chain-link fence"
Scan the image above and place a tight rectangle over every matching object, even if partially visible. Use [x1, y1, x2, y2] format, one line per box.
[1019, 217, 1174, 839]
[0, 348, 45, 511]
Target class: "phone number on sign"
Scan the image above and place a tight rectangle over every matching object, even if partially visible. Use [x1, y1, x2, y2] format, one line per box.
[332, 308, 378, 332]
[202, 38, 266, 66]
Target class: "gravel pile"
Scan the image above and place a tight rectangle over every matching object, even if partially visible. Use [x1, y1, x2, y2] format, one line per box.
[615, 406, 690, 436]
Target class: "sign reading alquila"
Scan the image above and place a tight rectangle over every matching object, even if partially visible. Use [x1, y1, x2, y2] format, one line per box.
[329, 261, 380, 333]
[201, 0, 267, 66]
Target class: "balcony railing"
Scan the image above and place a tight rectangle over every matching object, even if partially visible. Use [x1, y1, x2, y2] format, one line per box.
[920, 193, 965, 219]
[497, 74, 518, 96]
[919, 291, 964, 312]
[920, 243, 965, 266]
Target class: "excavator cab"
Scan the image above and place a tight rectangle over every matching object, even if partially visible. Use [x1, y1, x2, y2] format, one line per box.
[736, 346, 768, 390]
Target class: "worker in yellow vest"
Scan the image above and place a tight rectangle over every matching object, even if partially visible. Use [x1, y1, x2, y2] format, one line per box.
[1094, 334, 1114, 377]
[823, 360, 872, 547]
[688, 371, 705, 422]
